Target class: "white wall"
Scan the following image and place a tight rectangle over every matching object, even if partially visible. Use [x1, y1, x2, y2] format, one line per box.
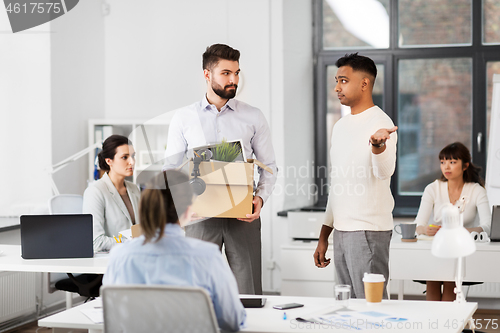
[104, 0, 272, 119]
[50, 0, 105, 195]
[268, 0, 315, 292]
[103, 0, 314, 292]
[0, 11, 52, 216]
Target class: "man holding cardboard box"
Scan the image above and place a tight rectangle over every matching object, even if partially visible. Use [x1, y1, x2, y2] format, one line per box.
[313, 53, 397, 299]
[163, 44, 277, 295]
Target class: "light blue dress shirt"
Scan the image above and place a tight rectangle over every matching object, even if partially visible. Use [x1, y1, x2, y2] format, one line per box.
[163, 96, 277, 203]
[103, 223, 246, 332]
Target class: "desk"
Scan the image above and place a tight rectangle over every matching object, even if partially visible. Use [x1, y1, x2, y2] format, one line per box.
[0, 216, 20, 230]
[0, 244, 109, 307]
[390, 234, 500, 299]
[39, 295, 477, 333]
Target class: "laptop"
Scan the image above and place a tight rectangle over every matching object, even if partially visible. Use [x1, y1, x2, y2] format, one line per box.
[20, 214, 94, 259]
[490, 206, 500, 242]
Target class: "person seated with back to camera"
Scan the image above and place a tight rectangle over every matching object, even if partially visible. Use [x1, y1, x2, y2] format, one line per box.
[414, 142, 491, 301]
[102, 170, 246, 332]
[83, 134, 141, 253]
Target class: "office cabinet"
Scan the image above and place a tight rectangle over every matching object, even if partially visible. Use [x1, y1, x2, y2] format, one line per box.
[281, 241, 335, 297]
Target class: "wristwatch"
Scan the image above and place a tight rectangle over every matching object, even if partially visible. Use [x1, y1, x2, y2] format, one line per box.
[371, 141, 385, 148]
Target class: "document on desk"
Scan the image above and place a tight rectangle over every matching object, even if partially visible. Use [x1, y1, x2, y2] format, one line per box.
[119, 228, 132, 240]
[297, 307, 410, 331]
[81, 308, 103, 324]
[417, 234, 434, 241]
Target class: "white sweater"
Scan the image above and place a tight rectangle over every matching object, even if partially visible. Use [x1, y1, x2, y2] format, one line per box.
[323, 106, 397, 231]
[415, 180, 491, 234]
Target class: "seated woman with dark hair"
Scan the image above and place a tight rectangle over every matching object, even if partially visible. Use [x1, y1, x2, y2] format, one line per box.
[414, 142, 491, 301]
[83, 134, 140, 252]
[103, 170, 246, 332]
[56, 135, 140, 297]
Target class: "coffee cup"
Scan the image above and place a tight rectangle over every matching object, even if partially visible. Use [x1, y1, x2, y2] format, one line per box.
[363, 273, 385, 303]
[394, 223, 416, 239]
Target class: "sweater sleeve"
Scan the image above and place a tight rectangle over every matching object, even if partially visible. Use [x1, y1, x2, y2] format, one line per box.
[415, 183, 436, 227]
[371, 131, 397, 180]
[473, 185, 492, 234]
[323, 193, 334, 228]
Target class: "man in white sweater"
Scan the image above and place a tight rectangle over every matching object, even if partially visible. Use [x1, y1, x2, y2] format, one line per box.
[313, 53, 398, 299]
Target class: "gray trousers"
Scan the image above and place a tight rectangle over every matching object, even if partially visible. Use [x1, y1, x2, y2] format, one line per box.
[333, 229, 392, 299]
[185, 217, 262, 295]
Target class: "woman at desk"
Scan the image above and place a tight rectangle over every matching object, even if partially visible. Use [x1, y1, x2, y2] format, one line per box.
[415, 142, 491, 301]
[103, 170, 246, 332]
[83, 135, 140, 252]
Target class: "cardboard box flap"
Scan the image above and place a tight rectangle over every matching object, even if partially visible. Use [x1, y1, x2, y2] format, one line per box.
[131, 224, 142, 238]
[247, 159, 273, 174]
[194, 161, 253, 185]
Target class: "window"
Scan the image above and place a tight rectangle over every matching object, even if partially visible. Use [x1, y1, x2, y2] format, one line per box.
[483, 0, 500, 44]
[398, 58, 472, 194]
[323, 0, 390, 49]
[399, 0, 472, 47]
[314, 0, 500, 215]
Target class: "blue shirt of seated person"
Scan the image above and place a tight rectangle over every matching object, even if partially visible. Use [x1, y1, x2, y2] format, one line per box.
[103, 170, 246, 332]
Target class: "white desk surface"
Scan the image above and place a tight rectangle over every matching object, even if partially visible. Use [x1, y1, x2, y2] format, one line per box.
[390, 233, 500, 283]
[283, 233, 500, 252]
[39, 295, 477, 333]
[390, 232, 500, 251]
[0, 216, 20, 229]
[0, 244, 108, 274]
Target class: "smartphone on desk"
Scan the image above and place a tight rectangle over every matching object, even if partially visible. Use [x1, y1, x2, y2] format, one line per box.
[240, 298, 267, 308]
[273, 303, 304, 310]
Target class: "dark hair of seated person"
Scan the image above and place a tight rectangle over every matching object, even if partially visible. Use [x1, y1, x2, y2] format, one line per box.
[98, 134, 132, 172]
[438, 142, 484, 187]
[139, 170, 193, 244]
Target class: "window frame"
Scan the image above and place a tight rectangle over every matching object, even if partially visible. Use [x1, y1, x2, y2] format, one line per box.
[313, 0, 500, 215]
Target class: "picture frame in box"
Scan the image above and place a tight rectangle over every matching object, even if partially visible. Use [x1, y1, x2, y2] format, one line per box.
[192, 139, 247, 162]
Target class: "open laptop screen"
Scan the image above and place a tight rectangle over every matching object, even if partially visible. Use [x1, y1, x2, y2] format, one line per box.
[20, 214, 93, 259]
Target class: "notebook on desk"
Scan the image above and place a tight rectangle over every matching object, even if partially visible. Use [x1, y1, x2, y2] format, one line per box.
[20, 214, 94, 259]
[490, 206, 500, 242]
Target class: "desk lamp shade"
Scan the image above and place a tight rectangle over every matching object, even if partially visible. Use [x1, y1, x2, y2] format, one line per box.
[431, 203, 476, 258]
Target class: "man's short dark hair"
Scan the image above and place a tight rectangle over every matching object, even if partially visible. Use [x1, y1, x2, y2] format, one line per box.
[202, 44, 240, 71]
[335, 53, 377, 83]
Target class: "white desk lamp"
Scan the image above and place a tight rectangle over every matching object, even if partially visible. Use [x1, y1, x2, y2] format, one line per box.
[46, 142, 102, 195]
[431, 203, 476, 303]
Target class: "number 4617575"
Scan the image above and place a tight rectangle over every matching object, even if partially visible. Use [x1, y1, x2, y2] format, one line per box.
[6, 3, 62, 14]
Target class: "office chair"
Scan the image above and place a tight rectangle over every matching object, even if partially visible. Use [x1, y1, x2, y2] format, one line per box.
[102, 285, 219, 333]
[48, 194, 102, 307]
[48, 194, 84, 214]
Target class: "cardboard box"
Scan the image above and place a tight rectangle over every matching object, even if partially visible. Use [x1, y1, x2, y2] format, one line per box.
[119, 224, 142, 239]
[131, 224, 142, 238]
[189, 159, 272, 218]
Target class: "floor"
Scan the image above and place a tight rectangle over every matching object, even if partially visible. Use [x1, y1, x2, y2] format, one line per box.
[6, 309, 500, 333]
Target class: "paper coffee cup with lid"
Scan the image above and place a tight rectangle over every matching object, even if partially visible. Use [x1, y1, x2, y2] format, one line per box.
[362, 273, 385, 303]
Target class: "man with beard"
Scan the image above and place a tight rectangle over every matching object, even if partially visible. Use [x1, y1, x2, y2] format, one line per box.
[163, 44, 277, 295]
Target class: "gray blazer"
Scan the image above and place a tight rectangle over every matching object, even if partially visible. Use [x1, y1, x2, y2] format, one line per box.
[83, 172, 141, 252]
